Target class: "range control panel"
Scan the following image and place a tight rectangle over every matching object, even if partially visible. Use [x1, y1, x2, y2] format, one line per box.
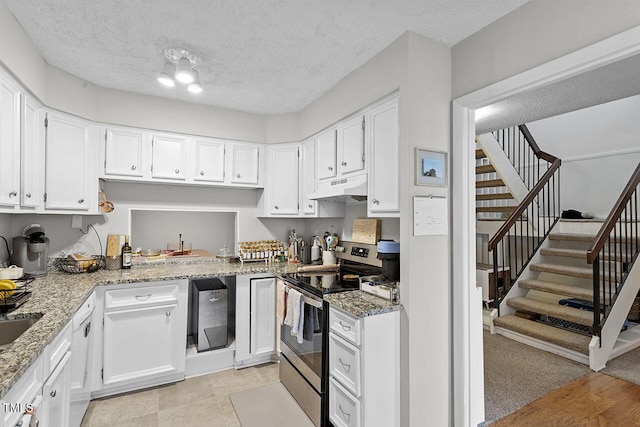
[351, 247, 369, 258]
[336, 241, 381, 267]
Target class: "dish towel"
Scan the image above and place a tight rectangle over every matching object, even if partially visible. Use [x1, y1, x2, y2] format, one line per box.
[284, 288, 302, 333]
[303, 306, 319, 342]
[277, 281, 287, 325]
[296, 296, 305, 344]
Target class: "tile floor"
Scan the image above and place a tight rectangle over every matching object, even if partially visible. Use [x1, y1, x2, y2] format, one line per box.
[81, 362, 280, 427]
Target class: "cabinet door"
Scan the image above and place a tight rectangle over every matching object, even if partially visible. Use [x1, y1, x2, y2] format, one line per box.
[250, 277, 276, 356]
[44, 112, 96, 211]
[230, 143, 260, 185]
[104, 127, 146, 178]
[316, 129, 337, 180]
[301, 139, 317, 215]
[338, 115, 365, 176]
[151, 134, 187, 180]
[194, 138, 225, 183]
[0, 73, 21, 207]
[103, 303, 179, 385]
[368, 98, 399, 215]
[268, 145, 299, 215]
[21, 95, 42, 208]
[41, 351, 72, 427]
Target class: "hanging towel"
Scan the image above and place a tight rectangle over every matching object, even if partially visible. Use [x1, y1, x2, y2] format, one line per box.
[277, 281, 287, 325]
[296, 296, 305, 344]
[284, 288, 302, 333]
[303, 306, 318, 342]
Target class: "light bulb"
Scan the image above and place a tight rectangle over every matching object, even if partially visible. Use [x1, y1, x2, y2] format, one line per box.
[158, 62, 176, 87]
[175, 57, 194, 84]
[188, 69, 203, 93]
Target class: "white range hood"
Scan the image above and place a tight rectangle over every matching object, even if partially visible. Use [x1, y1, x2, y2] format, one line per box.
[307, 173, 367, 202]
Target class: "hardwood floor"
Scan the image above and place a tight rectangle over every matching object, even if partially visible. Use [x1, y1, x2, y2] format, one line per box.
[492, 372, 640, 426]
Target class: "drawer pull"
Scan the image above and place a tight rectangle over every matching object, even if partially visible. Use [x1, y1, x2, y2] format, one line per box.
[166, 311, 171, 317]
[135, 294, 152, 301]
[338, 358, 351, 372]
[131, 165, 137, 170]
[50, 390, 56, 398]
[338, 404, 351, 420]
[339, 321, 351, 331]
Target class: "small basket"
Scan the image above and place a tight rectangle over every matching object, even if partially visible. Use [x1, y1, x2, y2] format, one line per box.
[105, 256, 121, 271]
[54, 255, 105, 274]
[628, 297, 640, 322]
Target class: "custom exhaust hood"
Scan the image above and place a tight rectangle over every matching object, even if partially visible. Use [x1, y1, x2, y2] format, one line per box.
[307, 173, 367, 202]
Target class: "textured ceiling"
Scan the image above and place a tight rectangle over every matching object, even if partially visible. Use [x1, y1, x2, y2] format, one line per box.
[3, 0, 527, 114]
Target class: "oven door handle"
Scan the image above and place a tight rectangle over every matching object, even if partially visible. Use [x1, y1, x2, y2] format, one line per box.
[301, 295, 323, 309]
[283, 282, 324, 308]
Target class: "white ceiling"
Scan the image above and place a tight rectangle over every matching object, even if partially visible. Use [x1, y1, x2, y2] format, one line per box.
[3, 0, 527, 114]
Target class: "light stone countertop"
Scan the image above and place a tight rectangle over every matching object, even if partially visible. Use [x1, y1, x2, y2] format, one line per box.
[324, 290, 402, 318]
[0, 259, 298, 399]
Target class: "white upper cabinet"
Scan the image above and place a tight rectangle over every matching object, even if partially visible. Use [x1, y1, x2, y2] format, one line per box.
[44, 111, 98, 212]
[316, 129, 337, 180]
[301, 138, 317, 215]
[21, 95, 43, 208]
[103, 127, 147, 178]
[0, 73, 21, 207]
[151, 133, 188, 181]
[229, 142, 260, 186]
[267, 144, 299, 215]
[192, 138, 225, 183]
[337, 114, 366, 177]
[368, 96, 399, 216]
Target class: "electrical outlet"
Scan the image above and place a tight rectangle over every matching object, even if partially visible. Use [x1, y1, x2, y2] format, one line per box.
[71, 215, 82, 229]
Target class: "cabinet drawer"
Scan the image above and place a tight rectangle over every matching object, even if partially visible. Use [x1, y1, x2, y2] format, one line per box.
[44, 321, 71, 377]
[105, 282, 179, 310]
[2, 357, 43, 427]
[329, 377, 361, 427]
[330, 308, 361, 346]
[329, 333, 361, 397]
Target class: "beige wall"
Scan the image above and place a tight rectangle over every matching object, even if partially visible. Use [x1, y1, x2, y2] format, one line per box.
[452, 0, 640, 98]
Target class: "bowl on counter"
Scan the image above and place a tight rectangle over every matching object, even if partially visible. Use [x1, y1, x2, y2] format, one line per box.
[0, 265, 23, 280]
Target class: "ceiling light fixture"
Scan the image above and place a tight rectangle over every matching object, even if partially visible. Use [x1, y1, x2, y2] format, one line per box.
[158, 48, 203, 94]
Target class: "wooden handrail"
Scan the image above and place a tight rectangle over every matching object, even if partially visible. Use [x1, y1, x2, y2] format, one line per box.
[518, 124, 558, 163]
[587, 163, 640, 264]
[488, 158, 561, 251]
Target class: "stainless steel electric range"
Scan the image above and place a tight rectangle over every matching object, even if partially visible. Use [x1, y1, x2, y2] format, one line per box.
[278, 241, 382, 427]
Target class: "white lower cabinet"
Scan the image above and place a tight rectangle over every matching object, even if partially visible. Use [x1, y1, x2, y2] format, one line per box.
[41, 351, 72, 427]
[328, 306, 400, 427]
[100, 281, 188, 394]
[1, 355, 43, 427]
[235, 274, 277, 366]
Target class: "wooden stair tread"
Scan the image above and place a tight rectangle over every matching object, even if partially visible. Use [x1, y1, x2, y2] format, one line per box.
[475, 149, 486, 159]
[476, 193, 514, 201]
[476, 164, 496, 174]
[494, 314, 591, 354]
[476, 206, 516, 213]
[506, 296, 595, 326]
[519, 278, 594, 301]
[530, 262, 592, 279]
[476, 179, 505, 188]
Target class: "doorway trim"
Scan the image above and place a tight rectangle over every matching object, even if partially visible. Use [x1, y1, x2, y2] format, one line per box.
[451, 25, 640, 427]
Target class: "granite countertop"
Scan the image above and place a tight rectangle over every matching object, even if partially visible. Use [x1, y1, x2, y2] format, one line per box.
[324, 290, 402, 318]
[0, 259, 298, 398]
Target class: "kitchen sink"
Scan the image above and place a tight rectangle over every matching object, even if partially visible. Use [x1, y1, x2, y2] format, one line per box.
[0, 315, 42, 353]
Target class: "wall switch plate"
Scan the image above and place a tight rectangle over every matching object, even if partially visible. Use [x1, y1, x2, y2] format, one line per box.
[72, 215, 82, 229]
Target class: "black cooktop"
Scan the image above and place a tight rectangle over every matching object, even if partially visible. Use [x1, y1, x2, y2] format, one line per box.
[280, 272, 359, 297]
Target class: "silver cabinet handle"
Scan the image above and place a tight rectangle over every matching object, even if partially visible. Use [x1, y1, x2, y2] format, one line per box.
[26, 193, 31, 198]
[166, 311, 171, 317]
[200, 171, 205, 176]
[308, 204, 313, 209]
[236, 173, 241, 178]
[135, 294, 152, 301]
[339, 321, 351, 331]
[338, 358, 351, 372]
[274, 205, 279, 210]
[372, 199, 379, 205]
[78, 198, 84, 204]
[338, 404, 351, 420]
[175, 168, 180, 174]
[131, 165, 137, 170]
[328, 166, 333, 171]
[341, 161, 347, 166]
[9, 191, 17, 197]
[50, 390, 56, 398]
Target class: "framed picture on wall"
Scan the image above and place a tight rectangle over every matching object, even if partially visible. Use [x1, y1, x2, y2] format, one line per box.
[415, 148, 447, 186]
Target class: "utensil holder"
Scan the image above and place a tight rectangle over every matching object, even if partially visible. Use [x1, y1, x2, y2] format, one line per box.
[322, 250, 336, 265]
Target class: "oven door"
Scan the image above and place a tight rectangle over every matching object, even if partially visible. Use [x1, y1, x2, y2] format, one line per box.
[279, 283, 325, 393]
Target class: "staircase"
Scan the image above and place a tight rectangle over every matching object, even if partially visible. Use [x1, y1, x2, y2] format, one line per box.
[475, 147, 516, 219]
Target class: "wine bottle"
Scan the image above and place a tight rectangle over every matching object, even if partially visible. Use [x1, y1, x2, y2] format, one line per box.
[121, 235, 132, 269]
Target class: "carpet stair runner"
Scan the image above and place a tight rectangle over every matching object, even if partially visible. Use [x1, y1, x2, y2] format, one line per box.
[494, 231, 608, 355]
[475, 148, 515, 219]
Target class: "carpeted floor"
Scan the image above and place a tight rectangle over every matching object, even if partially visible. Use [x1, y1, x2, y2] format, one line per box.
[483, 330, 591, 423]
[601, 344, 640, 386]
